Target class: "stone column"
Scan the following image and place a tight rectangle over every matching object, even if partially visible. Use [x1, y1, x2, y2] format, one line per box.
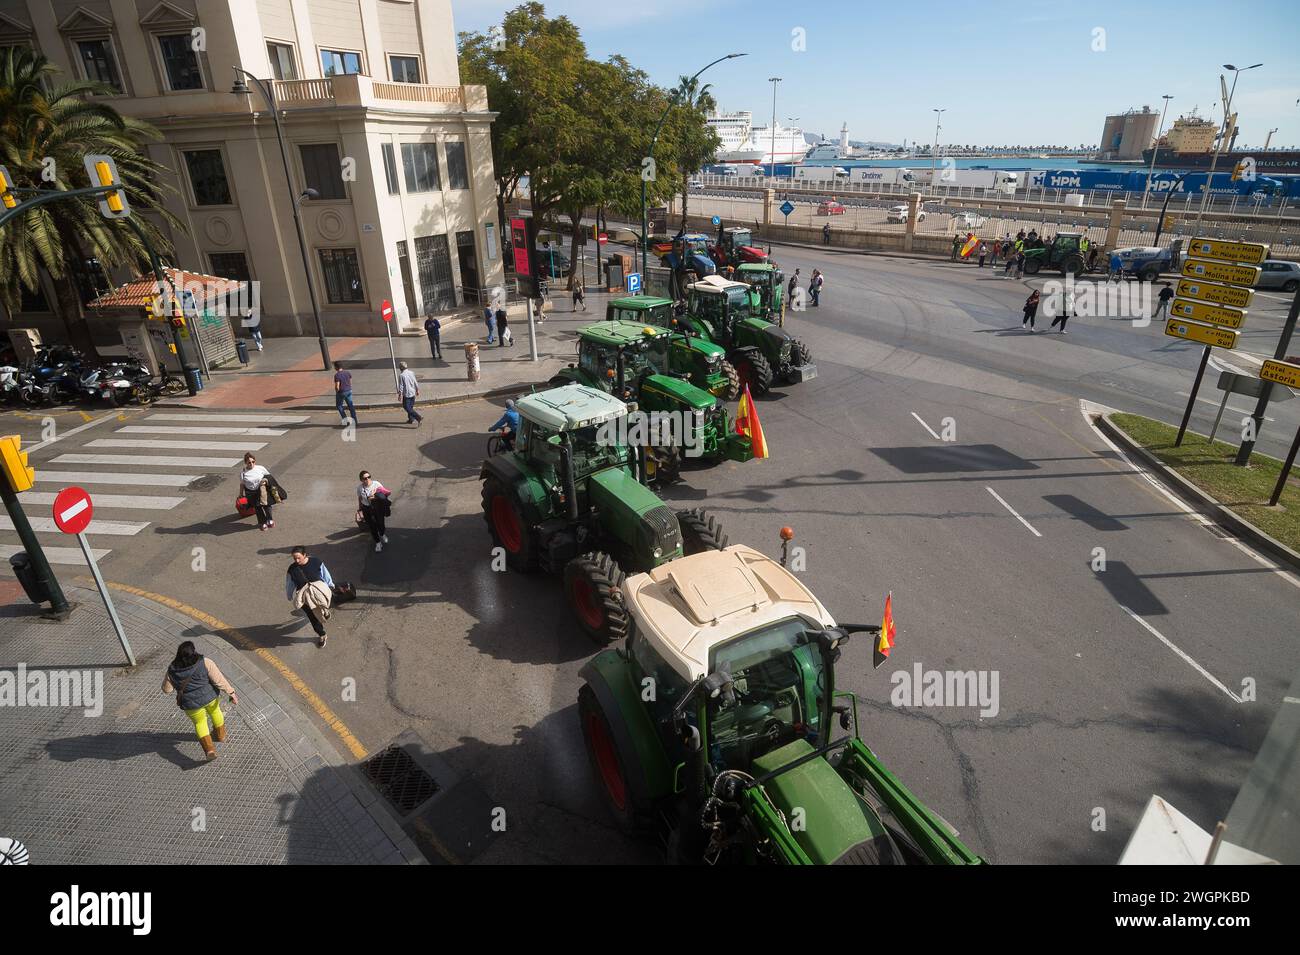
[904, 192, 922, 252]
[763, 189, 775, 226]
[1105, 198, 1127, 251]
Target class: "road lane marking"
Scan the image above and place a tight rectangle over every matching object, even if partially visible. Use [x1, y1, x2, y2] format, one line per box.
[986, 486, 1043, 537]
[27, 408, 125, 453]
[144, 413, 309, 424]
[911, 412, 942, 440]
[88, 438, 266, 452]
[1119, 605, 1244, 703]
[97, 581, 369, 760]
[116, 425, 288, 436]
[2, 516, 148, 536]
[20, 492, 183, 509]
[33, 470, 200, 487]
[52, 453, 240, 468]
[0, 543, 110, 563]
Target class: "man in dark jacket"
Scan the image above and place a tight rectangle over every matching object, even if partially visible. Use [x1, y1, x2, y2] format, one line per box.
[286, 546, 336, 647]
[423, 315, 442, 360]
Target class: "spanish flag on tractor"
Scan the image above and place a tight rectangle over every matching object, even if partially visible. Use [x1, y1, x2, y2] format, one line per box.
[734, 384, 768, 458]
[873, 592, 896, 668]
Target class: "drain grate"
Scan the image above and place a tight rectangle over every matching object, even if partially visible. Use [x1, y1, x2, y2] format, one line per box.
[361, 745, 439, 815]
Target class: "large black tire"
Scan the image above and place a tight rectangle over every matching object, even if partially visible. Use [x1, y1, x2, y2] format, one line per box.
[677, 508, 728, 555]
[789, 338, 812, 368]
[730, 351, 773, 397]
[647, 445, 682, 486]
[481, 475, 539, 571]
[1284, 280, 1300, 293]
[564, 552, 628, 644]
[548, 374, 572, 388]
[1022, 257, 1042, 275]
[1138, 263, 1160, 283]
[719, 359, 740, 401]
[1060, 255, 1085, 277]
[578, 684, 643, 833]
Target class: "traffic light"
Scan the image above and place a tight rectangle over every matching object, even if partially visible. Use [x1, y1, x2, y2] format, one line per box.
[82, 153, 130, 218]
[169, 317, 186, 329]
[0, 165, 18, 209]
[0, 435, 34, 493]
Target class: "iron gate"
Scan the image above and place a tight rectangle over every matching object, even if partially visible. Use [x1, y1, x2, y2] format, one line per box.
[415, 234, 456, 313]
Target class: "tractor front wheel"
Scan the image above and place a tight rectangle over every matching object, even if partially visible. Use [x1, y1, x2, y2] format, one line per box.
[1061, 255, 1085, 277]
[677, 508, 728, 555]
[481, 475, 538, 571]
[789, 338, 812, 370]
[578, 684, 641, 833]
[730, 351, 773, 396]
[719, 359, 740, 401]
[564, 552, 629, 644]
[1022, 257, 1042, 275]
[647, 445, 682, 486]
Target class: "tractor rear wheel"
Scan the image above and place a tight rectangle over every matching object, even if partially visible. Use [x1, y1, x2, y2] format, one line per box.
[719, 360, 740, 401]
[578, 684, 642, 833]
[1061, 255, 1085, 277]
[647, 445, 682, 486]
[564, 552, 629, 644]
[677, 508, 728, 555]
[730, 351, 773, 396]
[548, 374, 572, 388]
[481, 475, 538, 571]
[1022, 257, 1042, 275]
[1138, 263, 1161, 283]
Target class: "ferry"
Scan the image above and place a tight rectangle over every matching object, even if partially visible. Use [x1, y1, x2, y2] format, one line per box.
[708, 109, 807, 165]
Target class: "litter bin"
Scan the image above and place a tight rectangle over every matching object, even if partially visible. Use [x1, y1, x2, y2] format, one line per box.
[187, 368, 204, 393]
[10, 552, 50, 604]
[235, 339, 250, 364]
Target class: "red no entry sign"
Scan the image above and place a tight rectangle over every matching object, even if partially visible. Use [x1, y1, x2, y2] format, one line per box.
[380, 299, 393, 322]
[53, 486, 93, 535]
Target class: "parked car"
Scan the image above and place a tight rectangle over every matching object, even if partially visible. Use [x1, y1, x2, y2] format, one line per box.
[950, 212, 987, 229]
[886, 204, 924, 224]
[687, 177, 703, 189]
[817, 200, 846, 216]
[536, 247, 571, 278]
[1257, 259, 1300, 293]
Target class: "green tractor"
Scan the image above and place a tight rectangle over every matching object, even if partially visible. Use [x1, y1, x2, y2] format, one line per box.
[735, 262, 785, 324]
[548, 320, 754, 484]
[578, 529, 986, 864]
[605, 296, 739, 400]
[1021, 232, 1087, 276]
[666, 275, 815, 396]
[481, 383, 729, 643]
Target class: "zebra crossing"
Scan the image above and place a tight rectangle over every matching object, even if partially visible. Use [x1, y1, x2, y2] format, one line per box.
[5, 412, 308, 565]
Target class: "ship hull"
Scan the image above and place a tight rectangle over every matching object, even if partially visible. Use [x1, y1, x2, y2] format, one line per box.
[1142, 149, 1300, 175]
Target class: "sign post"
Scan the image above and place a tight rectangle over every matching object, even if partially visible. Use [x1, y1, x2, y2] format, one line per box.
[53, 487, 134, 665]
[1261, 360, 1300, 504]
[0, 435, 70, 618]
[380, 299, 399, 389]
[780, 199, 795, 228]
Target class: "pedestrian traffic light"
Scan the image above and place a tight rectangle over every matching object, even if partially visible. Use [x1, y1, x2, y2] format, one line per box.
[82, 154, 130, 219]
[0, 166, 18, 210]
[0, 435, 34, 493]
[169, 317, 185, 329]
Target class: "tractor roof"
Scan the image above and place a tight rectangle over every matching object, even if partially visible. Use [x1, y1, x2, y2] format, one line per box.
[689, 274, 750, 296]
[736, 262, 775, 273]
[516, 383, 626, 432]
[578, 320, 672, 347]
[610, 296, 673, 310]
[622, 545, 837, 681]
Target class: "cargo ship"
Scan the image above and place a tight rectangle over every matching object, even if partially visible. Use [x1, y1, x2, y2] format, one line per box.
[1142, 113, 1300, 174]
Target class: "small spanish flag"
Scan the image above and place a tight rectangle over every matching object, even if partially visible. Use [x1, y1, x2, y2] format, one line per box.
[734, 384, 769, 458]
[873, 592, 896, 669]
[960, 234, 980, 259]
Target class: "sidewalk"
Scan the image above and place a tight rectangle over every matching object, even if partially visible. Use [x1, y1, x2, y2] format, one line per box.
[0, 580, 423, 864]
[168, 291, 615, 412]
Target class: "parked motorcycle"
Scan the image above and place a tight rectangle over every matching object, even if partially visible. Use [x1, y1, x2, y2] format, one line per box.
[22, 346, 86, 406]
[94, 361, 155, 406]
[0, 365, 20, 405]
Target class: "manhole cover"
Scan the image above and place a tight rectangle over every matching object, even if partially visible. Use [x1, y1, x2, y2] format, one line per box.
[362, 745, 438, 815]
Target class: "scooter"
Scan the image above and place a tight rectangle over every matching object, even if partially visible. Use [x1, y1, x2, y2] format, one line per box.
[23, 346, 86, 406]
[0, 365, 20, 405]
[94, 361, 154, 406]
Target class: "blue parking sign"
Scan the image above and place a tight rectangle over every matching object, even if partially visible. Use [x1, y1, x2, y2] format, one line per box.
[625, 272, 643, 294]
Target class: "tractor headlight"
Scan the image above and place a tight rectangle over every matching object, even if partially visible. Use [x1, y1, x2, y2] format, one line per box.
[706, 353, 720, 367]
[653, 546, 663, 559]
[780, 342, 792, 362]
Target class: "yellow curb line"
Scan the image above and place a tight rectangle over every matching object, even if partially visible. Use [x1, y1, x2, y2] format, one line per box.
[96, 579, 369, 760]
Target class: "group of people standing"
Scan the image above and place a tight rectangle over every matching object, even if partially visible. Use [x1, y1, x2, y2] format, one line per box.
[786, 267, 826, 308]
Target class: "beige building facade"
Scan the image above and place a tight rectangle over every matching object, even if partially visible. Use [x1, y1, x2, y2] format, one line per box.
[0, 0, 503, 339]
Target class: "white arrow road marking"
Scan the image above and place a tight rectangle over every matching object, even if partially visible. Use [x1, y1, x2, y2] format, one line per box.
[33, 470, 200, 487]
[52, 453, 240, 468]
[985, 486, 1043, 537]
[1119, 605, 1244, 703]
[0, 544, 110, 564]
[21, 492, 183, 510]
[2, 516, 148, 536]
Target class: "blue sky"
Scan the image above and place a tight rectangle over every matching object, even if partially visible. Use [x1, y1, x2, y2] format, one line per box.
[451, 0, 1300, 149]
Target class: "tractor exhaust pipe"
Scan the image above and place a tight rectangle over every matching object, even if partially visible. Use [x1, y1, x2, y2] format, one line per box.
[559, 436, 579, 521]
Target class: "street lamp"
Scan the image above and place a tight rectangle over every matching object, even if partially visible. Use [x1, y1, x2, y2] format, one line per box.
[1195, 62, 1262, 227]
[930, 109, 945, 193]
[1142, 95, 1174, 209]
[231, 68, 331, 370]
[768, 77, 782, 181]
[640, 52, 746, 277]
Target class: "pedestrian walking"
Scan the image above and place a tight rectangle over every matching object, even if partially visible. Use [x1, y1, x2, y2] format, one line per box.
[1153, 282, 1174, 320]
[823, 222, 832, 245]
[1013, 252, 1025, 279]
[1087, 246, 1099, 272]
[163, 641, 238, 761]
[239, 452, 276, 530]
[333, 361, 356, 426]
[424, 315, 442, 360]
[485, 306, 497, 344]
[1049, 289, 1073, 333]
[809, 269, 824, 307]
[978, 243, 988, 268]
[397, 361, 423, 425]
[497, 307, 511, 347]
[990, 240, 1001, 267]
[1003, 250, 1016, 276]
[286, 546, 336, 647]
[572, 284, 586, 311]
[1022, 290, 1040, 332]
[356, 470, 391, 552]
[951, 234, 962, 262]
[243, 308, 264, 352]
[787, 268, 800, 302]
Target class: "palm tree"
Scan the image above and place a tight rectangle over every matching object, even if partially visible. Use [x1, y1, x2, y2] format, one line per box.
[672, 74, 719, 230]
[0, 47, 182, 346]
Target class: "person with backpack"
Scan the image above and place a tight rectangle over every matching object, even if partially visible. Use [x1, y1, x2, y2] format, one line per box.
[357, 470, 391, 553]
[1022, 290, 1041, 332]
[240, 452, 276, 530]
[286, 545, 337, 648]
[162, 641, 238, 761]
[809, 269, 824, 307]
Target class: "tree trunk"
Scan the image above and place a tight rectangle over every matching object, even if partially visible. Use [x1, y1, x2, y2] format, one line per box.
[567, 212, 583, 293]
[679, 174, 690, 231]
[48, 269, 96, 356]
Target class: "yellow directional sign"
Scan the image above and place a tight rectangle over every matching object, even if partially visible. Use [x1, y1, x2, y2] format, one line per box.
[1260, 359, 1300, 389]
[1181, 258, 1261, 287]
[1169, 298, 1247, 329]
[1165, 318, 1238, 349]
[1174, 278, 1253, 309]
[1186, 237, 1269, 265]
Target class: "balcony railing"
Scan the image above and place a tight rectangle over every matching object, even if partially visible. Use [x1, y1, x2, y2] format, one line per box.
[271, 76, 470, 111]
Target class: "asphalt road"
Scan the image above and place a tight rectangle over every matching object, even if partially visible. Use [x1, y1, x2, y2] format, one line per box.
[3, 250, 1297, 864]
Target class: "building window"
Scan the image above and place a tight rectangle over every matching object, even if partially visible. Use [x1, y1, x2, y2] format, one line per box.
[208, 252, 251, 282]
[389, 55, 420, 83]
[157, 33, 203, 90]
[445, 141, 469, 190]
[319, 249, 365, 303]
[320, 49, 361, 77]
[267, 42, 297, 80]
[381, 143, 400, 195]
[77, 39, 121, 92]
[182, 149, 232, 206]
[299, 143, 346, 199]
[401, 143, 440, 193]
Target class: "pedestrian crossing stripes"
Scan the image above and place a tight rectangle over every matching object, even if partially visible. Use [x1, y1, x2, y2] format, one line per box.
[0, 543, 111, 564]
[20, 492, 184, 510]
[117, 425, 289, 437]
[2, 516, 149, 536]
[33, 470, 201, 487]
[52, 453, 242, 468]
[144, 413, 309, 424]
[87, 439, 266, 452]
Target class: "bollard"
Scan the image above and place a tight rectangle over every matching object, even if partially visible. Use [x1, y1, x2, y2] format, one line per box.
[465, 341, 480, 382]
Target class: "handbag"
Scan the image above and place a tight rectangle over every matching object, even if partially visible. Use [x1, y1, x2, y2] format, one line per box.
[268, 476, 288, 504]
[373, 490, 393, 517]
[235, 495, 254, 518]
[332, 582, 357, 605]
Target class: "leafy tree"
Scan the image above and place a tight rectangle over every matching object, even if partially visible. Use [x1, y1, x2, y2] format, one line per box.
[0, 47, 182, 343]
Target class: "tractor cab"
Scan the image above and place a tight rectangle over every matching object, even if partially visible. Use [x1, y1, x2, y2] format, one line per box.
[603, 296, 738, 401]
[684, 275, 753, 339]
[605, 295, 675, 329]
[736, 262, 785, 323]
[712, 226, 769, 270]
[575, 322, 674, 399]
[1022, 231, 1088, 276]
[514, 385, 634, 486]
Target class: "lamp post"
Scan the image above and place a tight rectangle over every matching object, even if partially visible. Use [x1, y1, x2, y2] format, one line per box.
[640, 52, 746, 277]
[1194, 62, 1262, 228]
[231, 67, 331, 370]
[767, 77, 782, 181]
[1142, 95, 1174, 209]
[931, 108, 945, 193]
